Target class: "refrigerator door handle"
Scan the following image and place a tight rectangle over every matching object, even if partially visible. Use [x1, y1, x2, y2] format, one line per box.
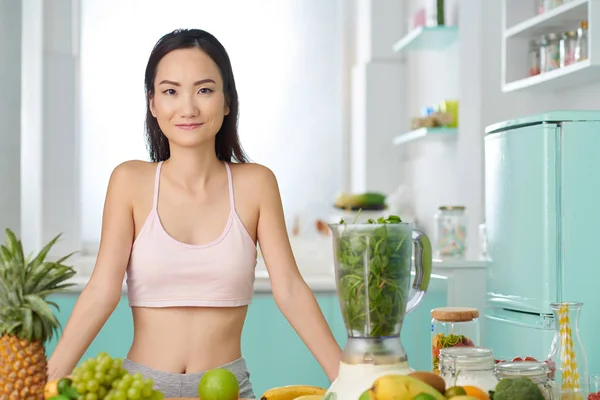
[484, 312, 554, 330]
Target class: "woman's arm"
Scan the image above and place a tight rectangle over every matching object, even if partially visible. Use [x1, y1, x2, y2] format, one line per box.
[47, 162, 139, 380]
[255, 167, 342, 382]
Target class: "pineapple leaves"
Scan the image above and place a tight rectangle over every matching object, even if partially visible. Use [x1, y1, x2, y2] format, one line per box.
[21, 307, 33, 339]
[23, 294, 60, 341]
[27, 233, 62, 272]
[0, 228, 77, 343]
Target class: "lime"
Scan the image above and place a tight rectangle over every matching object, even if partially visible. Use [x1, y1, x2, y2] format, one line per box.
[57, 377, 72, 393]
[413, 394, 437, 400]
[358, 389, 371, 400]
[445, 386, 467, 397]
[198, 368, 239, 400]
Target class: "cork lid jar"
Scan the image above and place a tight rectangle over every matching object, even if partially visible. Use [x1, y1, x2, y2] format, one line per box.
[431, 307, 481, 374]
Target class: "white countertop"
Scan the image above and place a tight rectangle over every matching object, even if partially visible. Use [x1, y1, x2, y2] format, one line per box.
[65, 254, 488, 296]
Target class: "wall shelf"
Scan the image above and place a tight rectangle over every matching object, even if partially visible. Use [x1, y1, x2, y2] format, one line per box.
[504, 0, 588, 39]
[393, 127, 457, 146]
[392, 26, 458, 53]
[502, 0, 600, 92]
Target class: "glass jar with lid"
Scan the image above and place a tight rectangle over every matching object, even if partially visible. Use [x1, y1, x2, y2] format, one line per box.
[439, 347, 499, 392]
[541, 33, 561, 72]
[431, 307, 480, 374]
[495, 361, 553, 400]
[529, 39, 542, 76]
[560, 30, 578, 67]
[433, 206, 467, 259]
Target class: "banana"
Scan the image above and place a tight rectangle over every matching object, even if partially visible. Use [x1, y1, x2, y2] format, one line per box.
[260, 385, 327, 400]
[294, 396, 324, 400]
[370, 375, 446, 400]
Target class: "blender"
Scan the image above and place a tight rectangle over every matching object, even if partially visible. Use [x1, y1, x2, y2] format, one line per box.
[326, 217, 433, 399]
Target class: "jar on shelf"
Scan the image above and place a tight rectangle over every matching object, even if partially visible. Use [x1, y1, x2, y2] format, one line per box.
[543, 0, 563, 11]
[439, 347, 499, 392]
[434, 206, 467, 259]
[576, 21, 588, 62]
[431, 307, 480, 374]
[536, 0, 545, 14]
[529, 39, 542, 76]
[541, 33, 561, 72]
[495, 361, 554, 400]
[560, 30, 578, 68]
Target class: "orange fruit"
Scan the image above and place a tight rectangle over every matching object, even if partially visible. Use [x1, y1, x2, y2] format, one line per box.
[463, 385, 490, 400]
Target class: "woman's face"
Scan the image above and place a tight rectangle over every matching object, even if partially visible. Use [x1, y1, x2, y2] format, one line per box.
[150, 48, 229, 149]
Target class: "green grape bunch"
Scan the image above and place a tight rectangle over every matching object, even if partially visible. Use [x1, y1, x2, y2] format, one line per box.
[71, 352, 165, 400]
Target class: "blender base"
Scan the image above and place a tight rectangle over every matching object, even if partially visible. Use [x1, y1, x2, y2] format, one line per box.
[326, 361, 413, 399]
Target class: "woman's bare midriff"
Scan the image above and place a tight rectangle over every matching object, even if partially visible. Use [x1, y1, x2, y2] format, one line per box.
[126, 305, 248, 374]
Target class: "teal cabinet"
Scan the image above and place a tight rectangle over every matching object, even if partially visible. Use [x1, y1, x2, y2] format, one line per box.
[45, 293, 134, 361]
[45, 276, 448, 397]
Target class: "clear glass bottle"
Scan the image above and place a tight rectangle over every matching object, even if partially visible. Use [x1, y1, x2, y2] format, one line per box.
[546, 302, 589, 399]
[431, 307, 480, 374]
[541, 33, 561, 72]
[575, 21, 588, 62]
[495, 361, 554, 400]
[439, 347, 499, 392]
[529, 39, 542, 76]
[434, 206, 467, 259]
[560, 30, 578, 68]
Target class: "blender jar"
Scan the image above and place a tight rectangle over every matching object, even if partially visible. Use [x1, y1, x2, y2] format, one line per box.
[329, 220, 432, 365]
[431, 307, 480, 374]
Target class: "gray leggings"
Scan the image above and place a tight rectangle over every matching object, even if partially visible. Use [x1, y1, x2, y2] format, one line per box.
[122, 357, 255, 399]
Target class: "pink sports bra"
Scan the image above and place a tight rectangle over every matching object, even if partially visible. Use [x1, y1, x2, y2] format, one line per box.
[126, 161, 257, 308]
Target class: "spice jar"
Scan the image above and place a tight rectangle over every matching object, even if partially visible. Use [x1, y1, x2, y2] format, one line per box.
[431, 307, 480, 374]
[529, 39, 542, 76]
[543, 0, 563, 11]
[439, 347, 499, 392]
[434, 206, 467, 259]
[495, 361, 554, 400]
[576, 21, 588, 62]
[541, 33, 561, 72]
[560, 30, 578, 68]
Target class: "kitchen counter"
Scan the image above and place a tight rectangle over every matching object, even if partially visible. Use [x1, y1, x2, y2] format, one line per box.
[65, 269, 338, 294]
[66, 251, 488, 295]
[66, 249, 339, 294]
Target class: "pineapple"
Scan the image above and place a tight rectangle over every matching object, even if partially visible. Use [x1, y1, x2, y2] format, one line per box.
[0, 229, 76, 400]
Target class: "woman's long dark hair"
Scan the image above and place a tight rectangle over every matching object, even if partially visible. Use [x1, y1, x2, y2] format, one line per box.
[144, 29, 249, 163]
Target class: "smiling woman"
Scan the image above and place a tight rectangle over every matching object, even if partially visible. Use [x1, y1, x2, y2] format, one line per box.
[79, 0, 345, 250]
[47, 28, 343, 399]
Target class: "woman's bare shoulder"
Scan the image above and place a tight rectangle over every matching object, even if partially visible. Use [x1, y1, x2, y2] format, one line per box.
[229, 162, 277, 185]
[108, 160, 157, 197]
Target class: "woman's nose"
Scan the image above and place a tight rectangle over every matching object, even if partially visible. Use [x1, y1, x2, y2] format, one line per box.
[179, 95, 199, 117]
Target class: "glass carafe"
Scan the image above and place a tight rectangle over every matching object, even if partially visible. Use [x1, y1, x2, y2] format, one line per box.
[546, 301, 589, 399]
[329, 219, 432, 365]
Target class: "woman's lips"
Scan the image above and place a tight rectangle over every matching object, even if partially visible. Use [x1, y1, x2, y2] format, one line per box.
[175, 123, 204, 131]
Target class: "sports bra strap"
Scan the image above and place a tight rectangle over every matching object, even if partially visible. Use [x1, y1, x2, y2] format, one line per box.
[153, 161, 163, 210]
[224, 162, 235, 209]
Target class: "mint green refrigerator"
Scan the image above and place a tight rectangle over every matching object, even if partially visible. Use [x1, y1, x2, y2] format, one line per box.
[483, 111, 600, 385]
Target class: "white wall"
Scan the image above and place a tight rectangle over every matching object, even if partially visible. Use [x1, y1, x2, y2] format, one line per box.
[79, 0, 345, 245]
[396, 0, 463, 245]
[0, 0, 21, 235]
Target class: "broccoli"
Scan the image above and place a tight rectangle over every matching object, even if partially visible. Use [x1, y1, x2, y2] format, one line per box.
[492, 377, 544, 400]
